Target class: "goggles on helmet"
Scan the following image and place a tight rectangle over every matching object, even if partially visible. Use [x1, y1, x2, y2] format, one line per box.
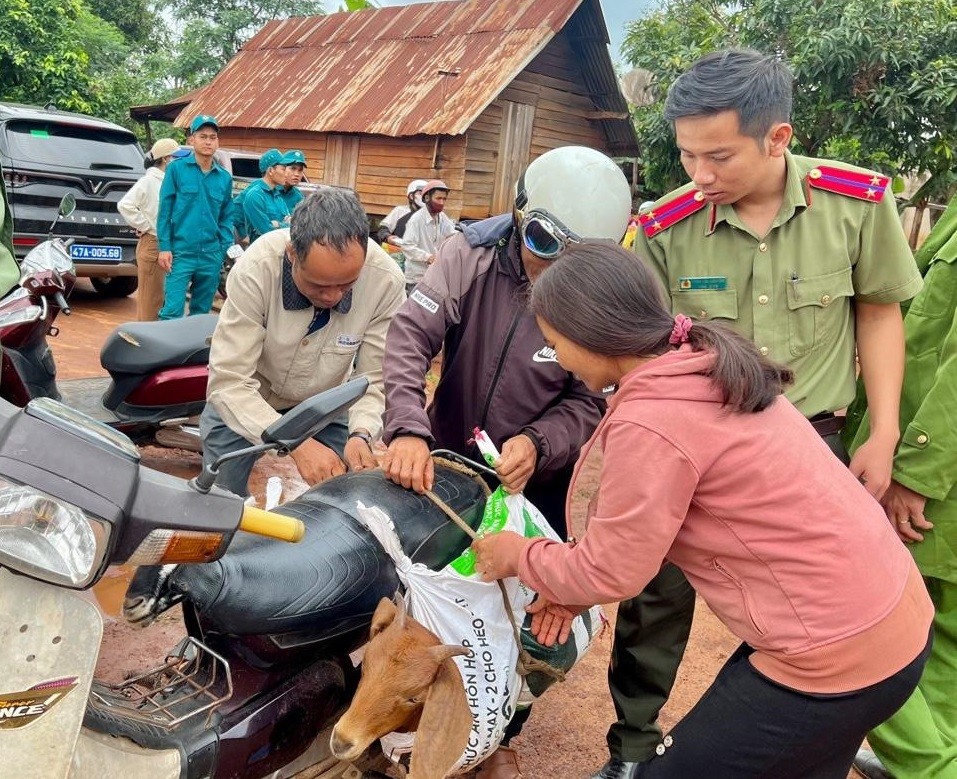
[517, 208, 581, 260]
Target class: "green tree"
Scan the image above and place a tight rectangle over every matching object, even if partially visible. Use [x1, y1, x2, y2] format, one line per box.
[0, 0, 99, 113]
[623, 0, 957, 204]
[162, 0, 325, 89]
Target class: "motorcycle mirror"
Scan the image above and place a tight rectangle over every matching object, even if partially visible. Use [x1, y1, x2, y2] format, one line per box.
[59, 194, 77, 218]
[47, 194, 77, 237]
[190, 377, 370, 494]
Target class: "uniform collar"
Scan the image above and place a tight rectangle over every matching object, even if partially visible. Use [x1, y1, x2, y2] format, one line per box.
[281, 254, 353, 313]
[706, 150, 808, 236]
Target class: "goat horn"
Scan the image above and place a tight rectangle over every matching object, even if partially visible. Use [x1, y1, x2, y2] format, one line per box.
[394, 593, 408, 629]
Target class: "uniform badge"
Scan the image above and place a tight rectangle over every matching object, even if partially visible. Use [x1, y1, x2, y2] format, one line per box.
[678, 277, 728, 290]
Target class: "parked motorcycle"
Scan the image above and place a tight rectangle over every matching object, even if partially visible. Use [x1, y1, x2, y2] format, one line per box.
[0, 378, 408, 779]
[0, 195, 212, 452]
[0, 378, 489, 779]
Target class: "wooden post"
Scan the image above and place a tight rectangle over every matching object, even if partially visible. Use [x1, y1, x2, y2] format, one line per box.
[908, 201, 926, 250]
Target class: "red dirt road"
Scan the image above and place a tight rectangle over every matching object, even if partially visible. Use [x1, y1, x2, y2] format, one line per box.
[50, 282, 855, 779]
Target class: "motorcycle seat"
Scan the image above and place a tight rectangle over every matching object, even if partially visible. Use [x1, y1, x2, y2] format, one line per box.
[100, 314, 218, 375]
[161, 467, 487, 653]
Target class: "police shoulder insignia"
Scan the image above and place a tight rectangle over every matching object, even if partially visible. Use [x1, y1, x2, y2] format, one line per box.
[639, 190, 708, 237]
[807, 166, 889, 202]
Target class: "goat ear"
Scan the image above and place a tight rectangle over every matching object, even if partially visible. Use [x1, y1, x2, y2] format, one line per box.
[393, 592, 408, 629]
[408, 654, 472, 779]
[427, 643, 469, 666]
[369, 597, 397, 638]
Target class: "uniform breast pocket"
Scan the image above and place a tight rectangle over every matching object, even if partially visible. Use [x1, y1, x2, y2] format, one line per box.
[320, 346, 359, 380]
[785, 268, 854, 357]
[671, 289, 739, 322]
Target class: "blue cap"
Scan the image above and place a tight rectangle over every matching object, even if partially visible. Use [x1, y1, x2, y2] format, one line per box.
[259, 148, 285, 173]
[189, 114, 219, 134]
[281, 149, 307, 167]
[171, 147, 192, 158]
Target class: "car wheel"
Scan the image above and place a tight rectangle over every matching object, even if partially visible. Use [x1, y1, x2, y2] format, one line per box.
[90, 276, 139, 297]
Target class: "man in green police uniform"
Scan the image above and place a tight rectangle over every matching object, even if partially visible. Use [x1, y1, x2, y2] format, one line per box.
[591, 48, 923, 779]
[850, 195, 957, 779]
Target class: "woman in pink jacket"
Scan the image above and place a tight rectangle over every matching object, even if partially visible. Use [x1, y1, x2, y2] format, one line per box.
[472, 242, 933, 778]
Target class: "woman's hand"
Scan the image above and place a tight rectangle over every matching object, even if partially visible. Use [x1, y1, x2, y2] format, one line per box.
[882, 480, 933, 543]
[471, 531, 530, 581]
[526, 597, 583, 647]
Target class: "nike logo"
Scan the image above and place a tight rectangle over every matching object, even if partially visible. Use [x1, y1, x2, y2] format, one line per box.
[532, 347, 557, 363]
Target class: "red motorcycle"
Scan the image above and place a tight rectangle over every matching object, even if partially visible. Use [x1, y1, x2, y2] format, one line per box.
[0, 195, 210, 451]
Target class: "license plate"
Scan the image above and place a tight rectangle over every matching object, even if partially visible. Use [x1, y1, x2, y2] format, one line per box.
[70, 244, 123, 261]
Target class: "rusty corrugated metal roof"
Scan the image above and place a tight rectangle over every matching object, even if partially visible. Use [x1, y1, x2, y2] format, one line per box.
[172, 0, 631, 144]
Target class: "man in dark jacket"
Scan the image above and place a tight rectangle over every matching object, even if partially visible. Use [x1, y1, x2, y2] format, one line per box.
[381, 145, 633, 779]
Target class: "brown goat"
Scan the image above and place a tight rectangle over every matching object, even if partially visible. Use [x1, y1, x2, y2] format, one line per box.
[330, 596, 473, 779]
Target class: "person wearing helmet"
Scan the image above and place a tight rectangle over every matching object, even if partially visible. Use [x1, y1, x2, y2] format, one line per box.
[399, 179, 456, 293]
[381, 145, 631, 779]
[375, 178, 428, 245]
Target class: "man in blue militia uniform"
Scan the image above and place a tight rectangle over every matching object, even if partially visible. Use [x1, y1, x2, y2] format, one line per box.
[156, 114, 233, 318]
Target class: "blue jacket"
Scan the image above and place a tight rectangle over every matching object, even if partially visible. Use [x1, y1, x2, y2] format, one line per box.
[243, 181, 290, 242]
[156, 154, 233, 257]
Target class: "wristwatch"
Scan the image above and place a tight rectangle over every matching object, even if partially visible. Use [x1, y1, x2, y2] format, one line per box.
[348, 430, 373, 447]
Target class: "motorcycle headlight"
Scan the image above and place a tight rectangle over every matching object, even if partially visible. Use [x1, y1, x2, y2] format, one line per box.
[0, 477, 109, 588]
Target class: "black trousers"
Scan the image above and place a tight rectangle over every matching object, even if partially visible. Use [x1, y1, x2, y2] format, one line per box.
[637, 635, 931, 778]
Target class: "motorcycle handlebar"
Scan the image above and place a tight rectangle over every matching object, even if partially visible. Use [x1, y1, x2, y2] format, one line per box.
[239, 505, 305, 542]
[54, 291, 71, 315]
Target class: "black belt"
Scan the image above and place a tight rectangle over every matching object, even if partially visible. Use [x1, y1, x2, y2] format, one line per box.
[809, 412, 845, 438]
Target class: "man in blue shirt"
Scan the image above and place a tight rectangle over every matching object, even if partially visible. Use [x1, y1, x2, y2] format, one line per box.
[242, 148, 290, 243]
[156, 114, 233, 318]
[279, 150, 307, 215]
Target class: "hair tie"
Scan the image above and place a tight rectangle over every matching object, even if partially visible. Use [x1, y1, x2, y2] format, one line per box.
[669, 313, 693, 345]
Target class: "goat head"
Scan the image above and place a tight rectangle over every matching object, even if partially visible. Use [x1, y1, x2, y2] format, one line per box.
[331, 596, 472, 779]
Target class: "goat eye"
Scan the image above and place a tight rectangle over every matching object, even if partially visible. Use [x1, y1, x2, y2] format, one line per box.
[407, 696, 422, 705]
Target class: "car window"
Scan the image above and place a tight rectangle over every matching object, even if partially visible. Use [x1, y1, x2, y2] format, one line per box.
[230, 157, 260, 180]
[3, 120, 143, 171]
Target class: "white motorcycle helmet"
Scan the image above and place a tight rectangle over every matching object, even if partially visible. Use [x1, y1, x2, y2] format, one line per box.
[514, 146, 632, 258]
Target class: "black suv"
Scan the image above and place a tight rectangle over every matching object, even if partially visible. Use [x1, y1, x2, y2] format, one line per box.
[0, 102, 144, 297]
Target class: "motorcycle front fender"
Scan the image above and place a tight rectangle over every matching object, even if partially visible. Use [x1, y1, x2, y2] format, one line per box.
[0, 569, 102, 779]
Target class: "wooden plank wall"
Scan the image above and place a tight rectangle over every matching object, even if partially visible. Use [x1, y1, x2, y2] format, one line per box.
[217, 128, 467, 221]
[218, 128, 327, 183]
[462, 28, 609, 220]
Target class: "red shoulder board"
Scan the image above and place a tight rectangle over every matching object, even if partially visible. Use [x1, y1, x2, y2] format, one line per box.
[639, 190, 707, 237]
[807, 166, 889, 202]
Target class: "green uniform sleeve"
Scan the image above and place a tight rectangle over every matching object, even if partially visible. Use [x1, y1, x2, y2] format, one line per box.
[0, 167, 20, 298]
[244, 186, 279, 239]
[893, 259, 957, 500]
[851, 188, 922, 304]
[156, 165, 177, 253]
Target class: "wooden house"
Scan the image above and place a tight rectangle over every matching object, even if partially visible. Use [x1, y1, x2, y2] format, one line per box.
[131, 0, 638, 220]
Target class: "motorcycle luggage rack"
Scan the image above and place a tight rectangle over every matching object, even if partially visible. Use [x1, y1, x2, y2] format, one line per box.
[90, 636, 232, 730]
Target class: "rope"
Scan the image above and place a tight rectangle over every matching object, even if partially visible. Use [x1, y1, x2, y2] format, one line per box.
[424, 478, 565, 685]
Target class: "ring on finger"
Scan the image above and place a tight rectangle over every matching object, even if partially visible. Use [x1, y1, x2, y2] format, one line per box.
[897, 519, 910, 527]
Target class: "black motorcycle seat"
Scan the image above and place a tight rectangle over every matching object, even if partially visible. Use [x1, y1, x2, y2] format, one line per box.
[100, 314, 218, 375]
[164, 467, 486, 651]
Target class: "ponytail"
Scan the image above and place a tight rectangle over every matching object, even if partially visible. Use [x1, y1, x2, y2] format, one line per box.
[682, 321, 793, 413]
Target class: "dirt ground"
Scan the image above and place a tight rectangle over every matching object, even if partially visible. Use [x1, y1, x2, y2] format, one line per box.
[50, 282, 853, 778]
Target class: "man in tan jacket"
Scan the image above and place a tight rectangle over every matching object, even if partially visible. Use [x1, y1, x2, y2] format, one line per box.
[200, 187, 405, 496]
